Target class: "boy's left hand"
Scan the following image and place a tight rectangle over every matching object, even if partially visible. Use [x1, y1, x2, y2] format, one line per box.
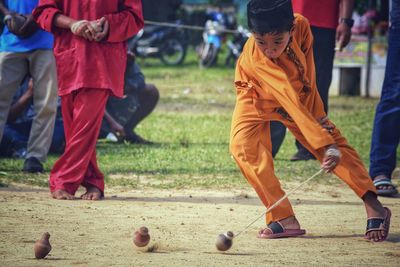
[322, 144, 341, 173]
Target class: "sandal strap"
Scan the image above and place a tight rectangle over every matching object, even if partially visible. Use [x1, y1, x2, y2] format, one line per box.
[267, 221, 285, 234]
[366, 218, 384, 231]
[373, 178, 394, 187]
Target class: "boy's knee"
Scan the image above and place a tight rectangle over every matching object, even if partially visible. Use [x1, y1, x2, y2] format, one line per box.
[230, 135, 257, 163]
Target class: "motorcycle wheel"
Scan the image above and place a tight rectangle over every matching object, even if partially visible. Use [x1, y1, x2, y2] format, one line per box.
[198, 43, 218, 68]
[159, 38, 186, 65]
[225, 52, 237, 68]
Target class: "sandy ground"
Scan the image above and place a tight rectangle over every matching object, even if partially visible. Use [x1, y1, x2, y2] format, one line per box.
[0, 181, 399, 267]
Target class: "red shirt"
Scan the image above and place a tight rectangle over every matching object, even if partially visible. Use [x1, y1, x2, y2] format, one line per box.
[292, 0, 340, 29]
[33, 0, 144, 97]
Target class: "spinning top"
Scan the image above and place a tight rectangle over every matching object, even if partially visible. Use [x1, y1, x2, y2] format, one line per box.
[133, 227, 150, 247]
[34, 232, 52, 259]
[216, 231, 234, 251]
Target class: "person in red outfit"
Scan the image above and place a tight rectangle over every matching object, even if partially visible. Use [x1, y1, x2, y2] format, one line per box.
[33, 0, 144, 200]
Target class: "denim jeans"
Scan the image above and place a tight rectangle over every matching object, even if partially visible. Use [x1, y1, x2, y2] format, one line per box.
[369, 4, 400, 179]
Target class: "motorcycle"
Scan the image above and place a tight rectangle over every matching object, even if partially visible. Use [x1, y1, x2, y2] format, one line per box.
[128, 21, 187, 66]
[197, 10, 226, 68]
[225, 25, 251, 67]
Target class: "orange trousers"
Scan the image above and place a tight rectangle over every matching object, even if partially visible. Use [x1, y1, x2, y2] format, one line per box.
[230, 89, 376, 224]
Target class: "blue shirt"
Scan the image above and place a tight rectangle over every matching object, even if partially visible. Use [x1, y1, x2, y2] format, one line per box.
[0, 0, 53, 52]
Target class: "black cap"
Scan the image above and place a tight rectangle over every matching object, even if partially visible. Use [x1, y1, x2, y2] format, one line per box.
[247, 0, 294, 34]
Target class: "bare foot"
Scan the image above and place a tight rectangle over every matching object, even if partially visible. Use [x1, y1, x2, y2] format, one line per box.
[81, 186, 102, 201]
[52, 189, 75, 200]
[363, 191, 387, 242]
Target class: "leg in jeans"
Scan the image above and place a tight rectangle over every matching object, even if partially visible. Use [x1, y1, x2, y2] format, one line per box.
[369, 23, 400, 191]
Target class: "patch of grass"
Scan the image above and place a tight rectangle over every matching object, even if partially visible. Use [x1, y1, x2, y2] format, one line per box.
[0, 49, 398, 189]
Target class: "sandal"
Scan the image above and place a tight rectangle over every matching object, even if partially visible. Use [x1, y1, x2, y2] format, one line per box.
[365, 207, 391, 242]
[373, 177, 398, 197]
[257, 221, 306, 239]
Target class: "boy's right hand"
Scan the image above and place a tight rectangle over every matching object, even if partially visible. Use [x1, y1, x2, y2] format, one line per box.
[321, 144, 341, 173]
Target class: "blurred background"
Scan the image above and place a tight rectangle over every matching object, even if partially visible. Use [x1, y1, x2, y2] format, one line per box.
[140, 0, 389, 97]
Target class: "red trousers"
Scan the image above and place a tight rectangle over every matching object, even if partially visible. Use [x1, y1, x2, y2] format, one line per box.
[49, 88, 109, 195]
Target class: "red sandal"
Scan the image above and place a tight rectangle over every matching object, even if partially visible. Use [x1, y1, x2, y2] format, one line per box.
[257, 221, 306, 239]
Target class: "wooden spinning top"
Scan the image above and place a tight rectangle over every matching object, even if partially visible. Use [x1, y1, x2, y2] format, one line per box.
[133, 226, 150, 247]
[34, 232, 51, 259]
[216, 231, 234, 251]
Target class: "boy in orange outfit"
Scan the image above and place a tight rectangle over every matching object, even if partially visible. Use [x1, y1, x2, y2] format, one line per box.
[230, 0, 391, 242]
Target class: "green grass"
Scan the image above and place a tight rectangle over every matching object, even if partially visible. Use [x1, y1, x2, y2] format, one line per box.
[0, 49, 398, 189]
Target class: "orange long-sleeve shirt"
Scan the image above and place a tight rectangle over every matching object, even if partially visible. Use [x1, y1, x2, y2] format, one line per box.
[235, 14, 335, 150]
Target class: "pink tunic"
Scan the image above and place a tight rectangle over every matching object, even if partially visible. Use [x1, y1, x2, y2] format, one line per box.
[33, 0, 144, 97]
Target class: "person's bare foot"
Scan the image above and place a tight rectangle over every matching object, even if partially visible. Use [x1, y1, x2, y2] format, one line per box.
[81, 186, 102, 200]
[52, 189, 75, 200]
[363, 191, 388, 242]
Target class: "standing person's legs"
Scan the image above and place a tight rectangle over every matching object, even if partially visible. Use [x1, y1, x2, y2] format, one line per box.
[369, 26, 400, 196]
[50, 89, 109, 200]
[24, 50, 58, 171]
[0, 52, 29, 141]
[292, 27, 336, 161]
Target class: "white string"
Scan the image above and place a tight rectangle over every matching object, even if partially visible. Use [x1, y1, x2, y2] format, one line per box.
[234, 168, 324, 238]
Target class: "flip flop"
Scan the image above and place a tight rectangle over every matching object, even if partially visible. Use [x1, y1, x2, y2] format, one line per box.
[257, 221, 306, 239]
[373, 178, 398, 197]
[365, 207, 392, 242]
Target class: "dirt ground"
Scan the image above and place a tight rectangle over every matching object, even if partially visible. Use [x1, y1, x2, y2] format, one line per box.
[0, 181, 399, 267]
